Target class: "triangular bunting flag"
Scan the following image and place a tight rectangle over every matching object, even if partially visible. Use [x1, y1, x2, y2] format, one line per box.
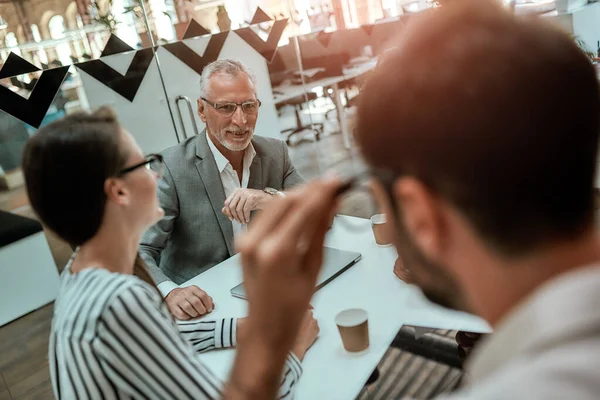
[234, 19, 288, 63]
[183, 19, 211, 40]
[77, 48, 154, 102]
[101, 34, 135, 57]
[317, 31, 333, 48]
[0, 52, 41, 79]
[250, 7, 272, 24]
[163, 32, 229, 75]
[0, 66, 70, 127]
[361, 24, 374, 36]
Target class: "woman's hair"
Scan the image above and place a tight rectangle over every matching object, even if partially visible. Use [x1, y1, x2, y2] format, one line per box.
[23, 106, 126, 247]
[22, 107, 159, 291]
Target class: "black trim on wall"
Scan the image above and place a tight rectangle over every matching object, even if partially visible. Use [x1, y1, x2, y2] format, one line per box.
[0, 52, 41, 79]
[0, 9, 296, 128]
[250, 7, 272, 24]
[76, 47, 155, 102]
[361, 24, 374, 36]
[163, 31, 228, 75]
[101, 34, 135, 57]
[234, 19, 289, 63]
[183, 19, 211, 40]
[317, 31, 333, 48]
[0, 66, 70, 127]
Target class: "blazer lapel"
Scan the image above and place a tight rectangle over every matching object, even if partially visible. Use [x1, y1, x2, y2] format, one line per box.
[247, 153, 263, 190]
[194, 131, 235, 256]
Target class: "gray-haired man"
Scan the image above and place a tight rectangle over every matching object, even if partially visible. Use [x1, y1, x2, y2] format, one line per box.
[140, 59, 304, 319]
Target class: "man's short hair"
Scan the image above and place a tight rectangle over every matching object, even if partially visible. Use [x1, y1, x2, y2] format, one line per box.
[199, 59, 257, 97]
[356, 1, 599, 256]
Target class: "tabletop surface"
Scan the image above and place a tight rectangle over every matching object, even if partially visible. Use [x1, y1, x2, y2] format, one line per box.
[180, 215, 490, 399]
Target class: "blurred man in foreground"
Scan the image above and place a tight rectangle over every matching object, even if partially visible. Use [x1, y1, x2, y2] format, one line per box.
[238, 0, 600, 397]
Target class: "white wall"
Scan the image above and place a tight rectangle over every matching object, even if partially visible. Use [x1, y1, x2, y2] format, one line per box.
[156, 31, 281, 143]
[546, 2, 600, 52]
[77, 32, 281, 155]
[77, 51, 181, 154]
[566, 2, 600, 188]
[572, 2, 600, 53]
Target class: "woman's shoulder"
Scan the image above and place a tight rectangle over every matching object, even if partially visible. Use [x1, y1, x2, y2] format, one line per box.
[59, 267, 155, 301]
[53, 269, 163, 335]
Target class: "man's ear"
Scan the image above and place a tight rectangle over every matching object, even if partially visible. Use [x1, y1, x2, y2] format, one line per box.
[393, 178, 445, 263]
[104, 178, 130, 206]
[198, 99, 207, 123]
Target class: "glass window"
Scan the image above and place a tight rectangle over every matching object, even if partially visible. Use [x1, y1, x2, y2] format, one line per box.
[5, 32, 21, 56]
[48, 15, 72, 66]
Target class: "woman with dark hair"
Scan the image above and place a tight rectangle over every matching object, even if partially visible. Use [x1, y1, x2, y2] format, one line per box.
[22, 107, 319, 399]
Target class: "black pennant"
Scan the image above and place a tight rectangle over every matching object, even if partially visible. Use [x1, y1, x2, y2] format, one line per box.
[234, 19, 288, 63]
[361, 24, 374, 36]
[76, 48, 154, 102]
[317, 31, 333, 48]
[163, 32, 228, 75]
[0, 66, 70, 128]
[101, 34, 135, 57]
[182, 19, 211, 40]
[250, 7, 272, 24]
[0, 52, 41, 79]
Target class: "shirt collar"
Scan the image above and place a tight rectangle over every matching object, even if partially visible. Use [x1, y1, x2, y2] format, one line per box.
[243, 139, 257, 173]
[206, 132, 256, 173]
[465, 264, 600, 384]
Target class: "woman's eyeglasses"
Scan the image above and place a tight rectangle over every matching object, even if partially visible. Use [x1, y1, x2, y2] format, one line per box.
[201, 97, 261, 117]
[118, 154, 164, 178]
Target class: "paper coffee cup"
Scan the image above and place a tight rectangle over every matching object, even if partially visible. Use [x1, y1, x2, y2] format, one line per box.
[335, 308, 369, 352]
[371, 214, 391, 246]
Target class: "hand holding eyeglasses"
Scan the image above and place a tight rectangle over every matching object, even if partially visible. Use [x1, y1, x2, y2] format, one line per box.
[227, 175, 343, 397]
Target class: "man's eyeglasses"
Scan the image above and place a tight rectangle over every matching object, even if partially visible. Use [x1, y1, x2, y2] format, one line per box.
[118, 154, 164, 178]
[201, 97, 261, 117]
[332, 168, 398, 230]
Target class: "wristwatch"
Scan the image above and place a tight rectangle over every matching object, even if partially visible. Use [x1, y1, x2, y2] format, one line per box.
[264, 187, 286, 198]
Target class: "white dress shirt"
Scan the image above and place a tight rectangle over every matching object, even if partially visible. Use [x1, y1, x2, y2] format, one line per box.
[156, 134, 256, 298]
[443, 264, 600, 399]
[205, 132, 257, 237]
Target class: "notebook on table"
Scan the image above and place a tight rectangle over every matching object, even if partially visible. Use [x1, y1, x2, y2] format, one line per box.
[230, 247, 362, 300]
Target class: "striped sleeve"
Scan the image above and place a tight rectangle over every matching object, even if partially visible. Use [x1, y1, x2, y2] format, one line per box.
[279, 353, 303, 399]
[93, 283, 223, 399]
[93, 282, 303, 399]
[176, 318, 237, 353]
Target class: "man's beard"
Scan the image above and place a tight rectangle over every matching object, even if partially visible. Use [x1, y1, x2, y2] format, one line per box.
[392, 210, 470, 312]
[214, 127, 254, 151]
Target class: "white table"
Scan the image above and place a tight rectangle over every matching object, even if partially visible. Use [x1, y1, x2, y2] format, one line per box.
[273, 59, 378, 150]
[180, 215, 490, 399]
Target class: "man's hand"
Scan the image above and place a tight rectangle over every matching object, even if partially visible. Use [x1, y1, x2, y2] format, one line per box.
[291, 310, 320, 361]
[226, 175, 342, 398]
[165, 286, 214, 320]
[393, 256, 412, 283]
[222, 188, 272, 224]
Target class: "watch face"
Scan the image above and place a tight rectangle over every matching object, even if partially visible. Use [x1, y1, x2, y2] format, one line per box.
[264, 187, 278, 195]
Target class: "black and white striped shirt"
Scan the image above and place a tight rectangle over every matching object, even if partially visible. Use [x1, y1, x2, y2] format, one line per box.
[49, 263, 302, 399]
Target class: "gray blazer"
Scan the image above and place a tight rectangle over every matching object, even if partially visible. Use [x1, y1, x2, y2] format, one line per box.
[140, 132, 304, 286]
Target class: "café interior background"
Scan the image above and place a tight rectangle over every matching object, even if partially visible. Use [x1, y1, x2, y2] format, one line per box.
[1, 0, 600, 398]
